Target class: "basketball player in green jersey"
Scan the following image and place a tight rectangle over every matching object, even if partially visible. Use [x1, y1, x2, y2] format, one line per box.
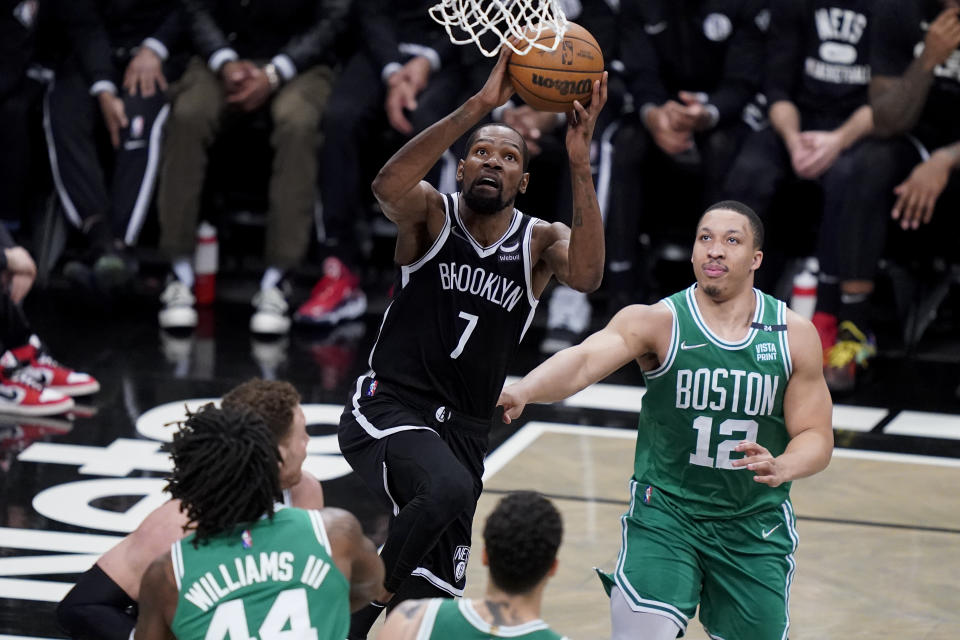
[134, 404, 384, 640]
[498, 201, 834, 639]
[58, 379, 326, 640]
[379, 491, 569, 640]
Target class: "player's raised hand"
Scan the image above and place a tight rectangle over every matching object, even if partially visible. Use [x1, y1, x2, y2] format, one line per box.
[476, 46, 516, 110]
[565, 71, 608, 166]
[731, 441, 789, 487]
[497, 384, 528, 424]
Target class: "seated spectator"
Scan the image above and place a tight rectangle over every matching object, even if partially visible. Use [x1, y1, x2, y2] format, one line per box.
[0, 0, 48, 232]
[605, 0, 768, 317]
[157, 0, 350, 335]
[45, 0, 184, 290]
[722, 0, 874, 328]
[0, 224, 99, 416]
[294, 0, 465, 327]
[818, 0, 960, 392]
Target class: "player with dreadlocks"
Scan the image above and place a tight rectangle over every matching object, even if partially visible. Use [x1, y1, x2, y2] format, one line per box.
[58, 379, 326, 640]
[134, 403, 384, 640]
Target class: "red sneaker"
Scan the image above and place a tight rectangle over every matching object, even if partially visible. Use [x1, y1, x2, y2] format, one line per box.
[0, 351, 74, 416]
[812, 312, 838, 353]
[294, 257, 367, 325]
[10, 335, 101, 396]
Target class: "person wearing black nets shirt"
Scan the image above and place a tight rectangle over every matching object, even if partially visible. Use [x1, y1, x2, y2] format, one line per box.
[605, 0, 769, 309]
[814, 0, 960, 393]
[44, 0, 185, 289]
[721, 0, 875, 385]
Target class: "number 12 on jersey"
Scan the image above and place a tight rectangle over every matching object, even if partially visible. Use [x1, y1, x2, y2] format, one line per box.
[450, 312, 479, 359]
[689, 417, 758, 469]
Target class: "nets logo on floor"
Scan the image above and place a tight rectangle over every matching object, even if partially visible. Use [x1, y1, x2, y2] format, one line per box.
[1, 399, 351, 612]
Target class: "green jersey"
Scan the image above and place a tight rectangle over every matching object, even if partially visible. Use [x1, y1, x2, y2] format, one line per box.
[635, 285, 793, 518]
[170, 507, 349, 640]
[416, 598, 568, 640]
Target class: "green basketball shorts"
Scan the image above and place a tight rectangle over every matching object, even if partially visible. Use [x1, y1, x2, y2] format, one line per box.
[597, 479, 799, 639]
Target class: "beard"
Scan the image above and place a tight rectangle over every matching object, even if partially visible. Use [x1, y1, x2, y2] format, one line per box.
[702, 284, 723, 298]
[463, 181, 515, 216]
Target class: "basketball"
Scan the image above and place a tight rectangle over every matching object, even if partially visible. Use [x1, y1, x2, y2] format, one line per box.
[507, 22, 604, 113]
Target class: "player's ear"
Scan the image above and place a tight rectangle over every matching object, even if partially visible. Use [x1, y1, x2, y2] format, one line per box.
[547, 557, 558, 577]
[482, 547, 489, 567]
[456, 159, 465, 182]
[752, 249, 763, 272]
[518, 172, 530, 194]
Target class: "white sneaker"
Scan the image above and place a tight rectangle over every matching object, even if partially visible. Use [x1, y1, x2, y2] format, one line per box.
[251, 286, 291, 334]
[159, 280, 198, 329]
[540, 286, 592, 354]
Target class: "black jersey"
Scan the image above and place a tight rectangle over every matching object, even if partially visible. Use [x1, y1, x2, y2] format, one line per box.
[766, 0, 873, 129]
[871, 0, 960, 152]
[368, 194, 540, 419]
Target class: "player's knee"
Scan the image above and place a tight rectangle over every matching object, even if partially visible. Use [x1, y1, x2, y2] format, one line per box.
[424, 469, 474, 520]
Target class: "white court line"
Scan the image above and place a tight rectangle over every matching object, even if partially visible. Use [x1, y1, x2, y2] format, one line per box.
[0, 527, 121, 553]
[832, 405, 888, 432]
[507, 378, 895, 432]
[483, 422, 960, 483]
[884, 410, 960, 440]
[0, 577, 72, 603]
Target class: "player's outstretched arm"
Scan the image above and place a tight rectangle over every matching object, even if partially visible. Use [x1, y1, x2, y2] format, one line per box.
[733, 310, 834, 486]
[322, 507, 386, 612]
[133, 553, 177, 640]
[371, 46, 516, 227]
[499, 304, 669, 422]
[535, 74, 608, 294]
[379, 599, 431, 640]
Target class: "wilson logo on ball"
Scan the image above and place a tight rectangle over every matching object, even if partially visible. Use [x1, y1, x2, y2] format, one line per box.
[531, 75, 594, 96]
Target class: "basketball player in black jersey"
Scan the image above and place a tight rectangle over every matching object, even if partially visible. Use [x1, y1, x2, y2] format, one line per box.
[338, 48, 608, 638]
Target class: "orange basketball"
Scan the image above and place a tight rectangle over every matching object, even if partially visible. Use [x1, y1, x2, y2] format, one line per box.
[507, 22, 604, 113]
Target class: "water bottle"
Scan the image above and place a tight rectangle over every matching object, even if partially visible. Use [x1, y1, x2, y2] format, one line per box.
[194, 222, 218, 306]
[790, 259, 818, 320]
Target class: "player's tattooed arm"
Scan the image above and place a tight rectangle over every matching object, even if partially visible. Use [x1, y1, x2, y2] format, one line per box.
[380, 599, 427, 639]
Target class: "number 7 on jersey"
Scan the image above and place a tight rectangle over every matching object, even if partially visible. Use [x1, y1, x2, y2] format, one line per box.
[450, 312, 479, 359]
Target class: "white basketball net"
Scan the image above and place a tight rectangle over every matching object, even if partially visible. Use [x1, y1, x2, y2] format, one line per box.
[428, 0, 568, 57]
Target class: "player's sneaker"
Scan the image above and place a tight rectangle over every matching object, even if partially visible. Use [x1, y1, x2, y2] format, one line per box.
[824, 321, 876, 395]
[10, 335, 100, 396]
[0, 352, 74, 416]
[251, 285, 291, 335]
[159, 279, 198, 329]
[294, 257, 367, 326]
[540, 286, 591, 354]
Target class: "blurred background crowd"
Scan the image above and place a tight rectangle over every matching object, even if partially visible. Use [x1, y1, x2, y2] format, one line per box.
[1, 0, 959, 414]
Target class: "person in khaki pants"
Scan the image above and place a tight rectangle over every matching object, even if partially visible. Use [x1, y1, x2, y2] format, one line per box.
[157, 0, 350, 335]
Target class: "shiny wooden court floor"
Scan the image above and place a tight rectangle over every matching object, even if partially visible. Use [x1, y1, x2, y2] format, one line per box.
[460, 424, 960, 639]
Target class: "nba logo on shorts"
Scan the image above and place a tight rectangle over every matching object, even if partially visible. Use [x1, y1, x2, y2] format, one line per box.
[643, 485, 653, 504]
[453, 545, 470, 582]
[366, 380, 378, 396]
[435, 406, 451, 423]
